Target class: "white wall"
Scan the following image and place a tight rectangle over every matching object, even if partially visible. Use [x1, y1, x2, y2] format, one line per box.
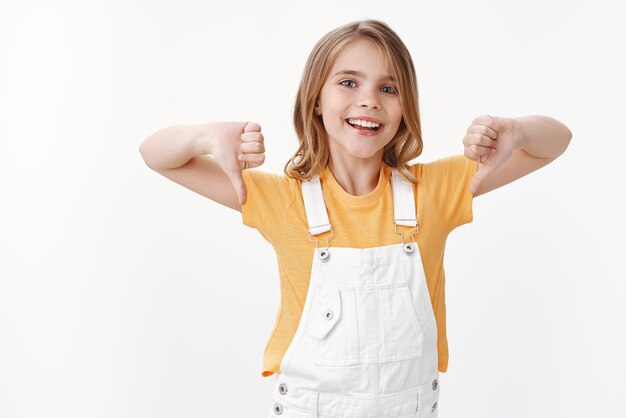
[1, 0, 624, 417]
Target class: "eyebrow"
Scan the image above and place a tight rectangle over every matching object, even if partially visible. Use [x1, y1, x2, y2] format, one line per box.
[333, 70, 397, 83]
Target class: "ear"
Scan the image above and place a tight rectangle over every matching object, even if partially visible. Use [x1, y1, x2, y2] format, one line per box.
[314, 101, 321, 116]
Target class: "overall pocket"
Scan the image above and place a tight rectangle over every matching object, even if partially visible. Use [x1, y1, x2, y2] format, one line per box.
[308, 283, 424, 366]
[308, 285, 359, 366]
[357, 282, 424, 363]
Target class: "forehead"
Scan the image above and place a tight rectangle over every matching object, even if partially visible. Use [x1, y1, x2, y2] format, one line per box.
[330, 38, 393, 76]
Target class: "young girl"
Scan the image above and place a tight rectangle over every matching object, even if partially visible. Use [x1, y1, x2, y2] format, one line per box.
[139, 19, 571, 418]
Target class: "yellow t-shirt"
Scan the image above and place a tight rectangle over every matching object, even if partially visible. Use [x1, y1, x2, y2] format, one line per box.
[241, 155, 478, 377]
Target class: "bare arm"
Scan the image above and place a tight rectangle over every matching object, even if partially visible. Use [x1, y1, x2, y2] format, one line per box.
[138, 122, 265, 212]
[139, 124, 209, 170]
[463, 115, 572, 196]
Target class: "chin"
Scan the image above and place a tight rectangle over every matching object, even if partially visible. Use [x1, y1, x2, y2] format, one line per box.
[329, 134, 386, 159]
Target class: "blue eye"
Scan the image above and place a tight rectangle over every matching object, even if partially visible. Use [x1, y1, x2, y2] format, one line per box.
[340, 80, 357, 88]
[340, 80, 397, 94]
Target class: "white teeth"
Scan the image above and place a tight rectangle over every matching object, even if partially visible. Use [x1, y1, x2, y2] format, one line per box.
[348, 118, 380, 128]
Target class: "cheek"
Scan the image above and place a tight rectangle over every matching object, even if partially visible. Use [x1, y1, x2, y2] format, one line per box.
[382, 98, 402, 120]
[392, 108, 403, 126]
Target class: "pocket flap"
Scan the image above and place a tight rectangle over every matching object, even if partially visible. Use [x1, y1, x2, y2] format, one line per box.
[309, 286, 342, 340]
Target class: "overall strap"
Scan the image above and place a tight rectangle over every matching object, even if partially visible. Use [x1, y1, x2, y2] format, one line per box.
[390, 167, 418, 227]
[301, 175, 331, 237]
[301, 166, 417, 236]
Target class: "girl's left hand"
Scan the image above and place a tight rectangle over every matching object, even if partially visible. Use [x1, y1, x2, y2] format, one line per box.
[462, 115, 521, 195]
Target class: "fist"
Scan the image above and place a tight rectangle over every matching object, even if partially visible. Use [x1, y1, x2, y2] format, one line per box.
[206, 121, 265, 206]
[462, 115, 516, 195]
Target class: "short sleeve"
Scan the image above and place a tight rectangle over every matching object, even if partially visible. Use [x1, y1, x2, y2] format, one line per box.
[241, 168, 294, 242]
[420, 155, 479, 232]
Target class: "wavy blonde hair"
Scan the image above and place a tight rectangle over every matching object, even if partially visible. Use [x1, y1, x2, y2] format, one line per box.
[284, 19, 423, 184]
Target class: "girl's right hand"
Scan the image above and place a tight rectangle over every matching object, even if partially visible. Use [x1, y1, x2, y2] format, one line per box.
[205, 121, 265, 206]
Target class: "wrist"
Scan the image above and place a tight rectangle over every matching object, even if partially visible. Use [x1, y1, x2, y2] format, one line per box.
[510, 117, 526, 150]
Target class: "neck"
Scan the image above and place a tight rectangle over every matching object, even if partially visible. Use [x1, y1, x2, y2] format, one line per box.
[327, 155, 383, 196]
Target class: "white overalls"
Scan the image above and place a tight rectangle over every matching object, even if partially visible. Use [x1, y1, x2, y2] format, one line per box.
[267, 167, 440, 418]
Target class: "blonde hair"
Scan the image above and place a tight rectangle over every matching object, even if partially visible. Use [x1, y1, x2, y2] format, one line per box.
[284, 19, 422, 184]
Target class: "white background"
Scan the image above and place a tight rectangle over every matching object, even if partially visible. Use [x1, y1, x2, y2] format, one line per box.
[1, 0, 625, 417]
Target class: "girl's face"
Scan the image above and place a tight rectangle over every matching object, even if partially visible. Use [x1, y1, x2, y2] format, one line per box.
[315, 38, 402, 165]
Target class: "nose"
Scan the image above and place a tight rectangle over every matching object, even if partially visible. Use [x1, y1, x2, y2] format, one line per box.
[358, 87, 381, 110]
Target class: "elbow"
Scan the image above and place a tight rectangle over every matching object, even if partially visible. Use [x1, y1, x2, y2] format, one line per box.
[138, 142, 148, 164]
[563, 122, 573, 142]
[563, 125, 573, 152]
[556, 119, 573, 157]
[566, 127, 574, 144]
[138, 141, 155, 169]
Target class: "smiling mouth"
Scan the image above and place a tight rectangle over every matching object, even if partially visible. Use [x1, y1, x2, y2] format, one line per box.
[344, 119, 383, 132]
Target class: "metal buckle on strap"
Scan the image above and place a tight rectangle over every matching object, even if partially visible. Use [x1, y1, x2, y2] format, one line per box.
[394, 219, 419, 255]
[308, 225, 334, 261]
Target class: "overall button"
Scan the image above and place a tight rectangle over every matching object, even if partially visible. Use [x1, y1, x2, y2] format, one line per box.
[318, 249, 330, 261]
[273, 403, 283, 415]
[308, 287, 341, 340]
[431, 402, 437, 413]
[402, 243, 415, 254]
[432, 378, 438, 391]
[278, 383, 288, 395]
